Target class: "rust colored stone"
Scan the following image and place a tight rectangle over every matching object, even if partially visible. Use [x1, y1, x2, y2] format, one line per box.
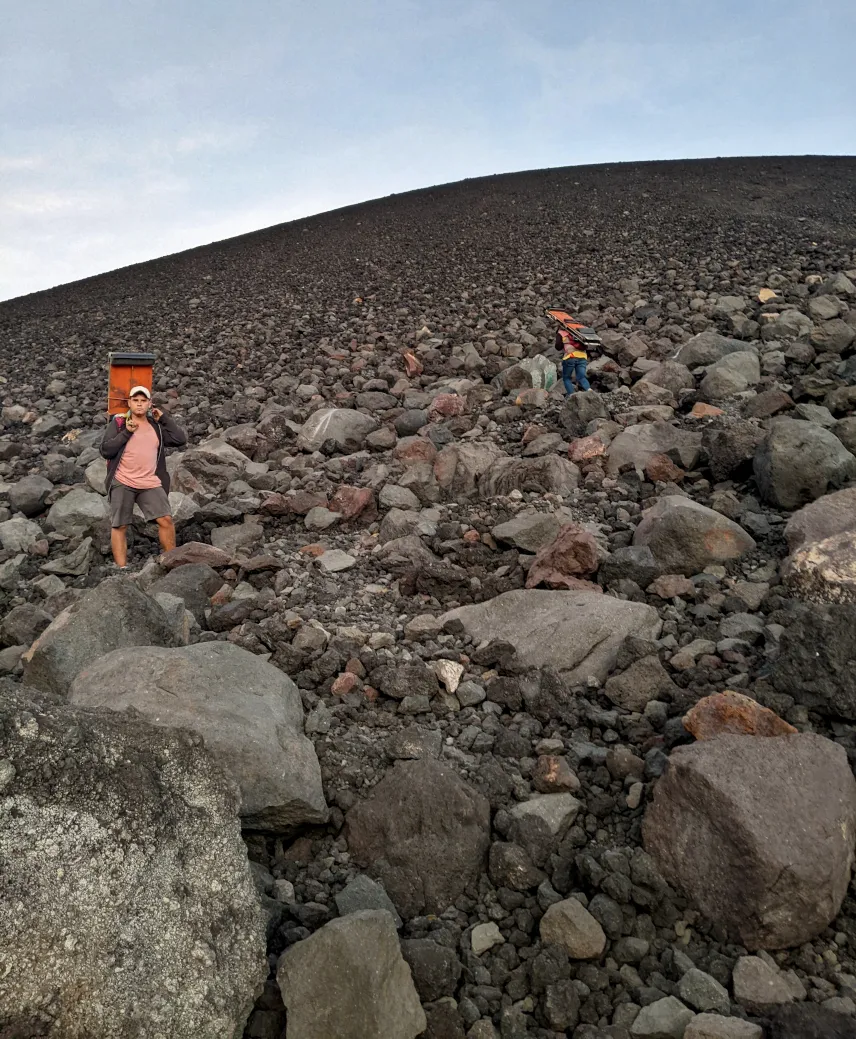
[525, 523, 600, 591]
[427, 393, 466, 421]
[332, 672, 359, 697]
[402, 351, 423, 376]
[259, 492, 292, 517]
[363, 686, 379, 703]
[209, 583, 233, 606]
[644, 453, 686, 483]
[648, 574, 696, 599]
[463, 530, 480, 543]
[299, 543, 326, 557]
[394, 437, 437, 466]
[329, 485, 376, 522]
[522, 423, 548, 444]
[568, 435, 607, 463]
[683, 691, 797, 741]
[690, 402, 725, 418]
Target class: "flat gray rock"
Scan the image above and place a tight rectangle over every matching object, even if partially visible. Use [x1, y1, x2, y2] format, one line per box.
[440, 589, 661, 683]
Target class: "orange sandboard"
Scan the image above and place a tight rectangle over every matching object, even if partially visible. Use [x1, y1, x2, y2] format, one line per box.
[545, 308, 585, 330]
[107, 352, 155, 416]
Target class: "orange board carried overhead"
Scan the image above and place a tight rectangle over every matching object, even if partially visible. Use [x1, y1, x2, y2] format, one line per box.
[545, 308, 583, 330]
[107, 352, 155, 416]
[545, 309, 603, 351]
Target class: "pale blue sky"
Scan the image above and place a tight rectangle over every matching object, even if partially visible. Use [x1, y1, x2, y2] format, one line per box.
[2, 0, 853, 301]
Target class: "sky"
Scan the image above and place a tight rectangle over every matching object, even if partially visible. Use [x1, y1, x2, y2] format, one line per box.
[2, 0, 854, 302]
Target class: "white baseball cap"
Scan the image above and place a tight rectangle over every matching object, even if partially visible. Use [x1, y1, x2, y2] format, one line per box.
[129, 385, 151, 399]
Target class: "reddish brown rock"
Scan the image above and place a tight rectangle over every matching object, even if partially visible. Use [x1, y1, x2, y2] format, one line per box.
[525, 523, 600, 591]
[643, 733, 856, 949]
[394, 438, 437, 467]
[648, 574, 696, 599]
[463, 529, 480, 543]
[240, 555, 283, 573]
[568, 435, 607, 463]
[284, 491, 329, 516]
[743, 388, 794, 419]
[427, 394, 466, 421]
[402, 351, 423, 376]
[159, 542, 233, 570]
[329, 486, 376, 522]
[332, 672, 359, 697]
[299, 544, 326, 558]
[644, 453, 686, 483]
[690, 402, 725, 418]
[683, 691, 797, 740]
[259, 492, 292, 517]
[522, 423, 548, 444]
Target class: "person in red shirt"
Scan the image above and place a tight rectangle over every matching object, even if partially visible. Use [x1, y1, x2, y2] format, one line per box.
[100, 386, 187, 567]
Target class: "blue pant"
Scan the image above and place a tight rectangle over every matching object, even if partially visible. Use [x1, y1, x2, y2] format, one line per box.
[562, 358, 590, 394]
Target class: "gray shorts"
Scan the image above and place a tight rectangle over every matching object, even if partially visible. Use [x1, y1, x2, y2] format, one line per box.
[110, 483, 171, 528]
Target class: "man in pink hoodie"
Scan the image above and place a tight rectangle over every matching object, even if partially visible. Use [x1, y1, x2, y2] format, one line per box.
[100, 386, 187, 567]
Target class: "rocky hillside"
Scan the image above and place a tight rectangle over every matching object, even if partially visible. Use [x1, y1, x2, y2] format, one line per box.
[1, 156, 856, 1039]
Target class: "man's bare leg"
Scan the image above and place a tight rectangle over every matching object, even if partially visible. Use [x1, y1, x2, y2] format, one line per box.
[156, 515, 176, 553]
[111, 526, 128, 567]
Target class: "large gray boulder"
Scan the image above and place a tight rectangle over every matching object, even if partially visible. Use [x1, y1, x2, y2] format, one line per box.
[7, 474, 53, 516]
[0, 516, 42, 553]
[479, 455, 580, 498]
[69, 642, 327, 832]
[45, 487, 108, 537]
[754, 419, 856, 509]
[639, 360, 696, 398]
[560, 390, 611, 437]
[148, 563, 224, 625]
[699, 351, 761, 399]
[346, 758, 490, 918]
[676, 330, 753, 368]
[0, 682, 266, 1038]
[632, 497, 756, 576]
[784, 487, 856, 552]
[440, 589, 661, 683]
[784, 530, 856, 604]
[22, 576, 176, 696]
[606, 422, 703, 475]
[492, 510, 566, 553]
[643, 733, 856, 949]
[296, 407, 379, 453]
[278, 911, 426, 1039]
[433, 442, 505, 500]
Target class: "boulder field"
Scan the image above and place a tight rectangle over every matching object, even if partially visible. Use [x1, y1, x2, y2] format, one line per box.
[1, 156, 856, 1037]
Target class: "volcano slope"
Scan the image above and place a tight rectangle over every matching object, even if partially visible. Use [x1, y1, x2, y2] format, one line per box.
[2, 156, 856, 1038]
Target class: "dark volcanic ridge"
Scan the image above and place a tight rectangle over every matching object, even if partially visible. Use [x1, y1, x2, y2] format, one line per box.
[1, 156, 856, 1039]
